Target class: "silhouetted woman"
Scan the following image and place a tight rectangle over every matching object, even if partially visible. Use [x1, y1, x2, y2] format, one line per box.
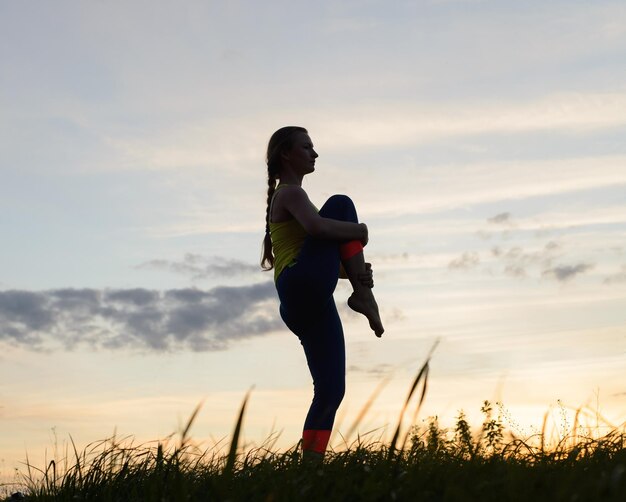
[261, 126, 384, 460]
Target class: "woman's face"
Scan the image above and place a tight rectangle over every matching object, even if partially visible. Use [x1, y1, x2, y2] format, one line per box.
[283, 132, 318, 176]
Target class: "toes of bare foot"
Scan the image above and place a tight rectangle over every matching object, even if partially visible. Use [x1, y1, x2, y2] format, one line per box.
[348, 294, 384, 338]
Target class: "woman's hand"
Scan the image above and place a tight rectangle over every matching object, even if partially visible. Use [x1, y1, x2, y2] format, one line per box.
[358, 262, 374, 288]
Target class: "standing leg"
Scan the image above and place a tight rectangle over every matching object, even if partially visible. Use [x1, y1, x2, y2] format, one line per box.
[297, 299, 345, 459]
[277, 265, 344, 460]
[278, 296, 345, 460]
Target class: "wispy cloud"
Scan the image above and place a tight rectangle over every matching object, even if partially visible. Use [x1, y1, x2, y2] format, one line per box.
[491, 241, 562, 279]
[488, 212, 513, 226]
[479, 206, 626, 239]
[542, 263, 594, 282]
[314, 91, 626, 151]
[448, 207, 614, 283]
[0, 283, 281, 352]
[604, 265, 626, 285]
[136, 254, 259, 280]
[347, 363, 395, 377]
[450, 207, 604, 285]
[448, 252, 480, 270]
[343, 155, 626, 222]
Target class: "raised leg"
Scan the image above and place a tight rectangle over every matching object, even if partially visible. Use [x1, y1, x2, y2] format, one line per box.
[342, 251, 384, 337]
[318, 195, 384, 337]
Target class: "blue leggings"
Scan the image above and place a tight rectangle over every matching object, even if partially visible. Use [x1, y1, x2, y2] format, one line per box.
[275, 195, 360, 432]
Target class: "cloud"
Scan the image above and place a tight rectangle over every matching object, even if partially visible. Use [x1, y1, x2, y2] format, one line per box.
[487, 212, 512, 225]
[348, 363, 394, 377]
[0, 283, 281, 352]
[481, 212, 516, 240]
[448, 252, 480, 270]
[136, 254, 259, 280]
[603, 265, 626, 285]
[503, 263, 527, 279]
[489, 241, 562, 279]
[542, 263, 594, 282]
[313, 91, 626, 153]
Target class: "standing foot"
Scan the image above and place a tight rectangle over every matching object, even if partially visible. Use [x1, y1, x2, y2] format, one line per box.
[302, 449, 324, 464]
[348, 291, 384, 337]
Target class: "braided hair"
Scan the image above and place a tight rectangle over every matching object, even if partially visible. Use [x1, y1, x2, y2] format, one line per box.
[261, 126, 308, 271]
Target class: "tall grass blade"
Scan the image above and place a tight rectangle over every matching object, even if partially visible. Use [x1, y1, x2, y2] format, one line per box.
[224, 388, 252, 474]
[181, 401, 204, 446]
[401, 363, 430, 451]
[69, 435, 83, 484]
[389, 339, 439, 457]
[541, 410, 548, 454]
[345, 374, 392, 441]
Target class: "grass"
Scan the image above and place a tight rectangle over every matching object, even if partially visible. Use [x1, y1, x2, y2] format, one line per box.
[3, 346, 625, 501]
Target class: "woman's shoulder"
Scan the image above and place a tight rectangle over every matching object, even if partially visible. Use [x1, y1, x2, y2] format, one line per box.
[274, 184, 308, 205]
[272, 184, 313, 223]
[272, 184, 302, 223]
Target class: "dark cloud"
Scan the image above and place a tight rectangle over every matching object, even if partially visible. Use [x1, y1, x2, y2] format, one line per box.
[542, 263, 594, 282]
[105, 288, 159, 306]
[0, 282, 281, 352]
[448, 252, 480, 270]
[487, 212, 512, 225]
[136, 253, 259, 280]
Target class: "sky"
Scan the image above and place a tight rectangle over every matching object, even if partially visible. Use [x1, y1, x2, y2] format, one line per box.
[1, 0, 626, 485]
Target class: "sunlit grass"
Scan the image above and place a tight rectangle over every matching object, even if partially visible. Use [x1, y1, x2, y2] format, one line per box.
[3, 346, 625, 501]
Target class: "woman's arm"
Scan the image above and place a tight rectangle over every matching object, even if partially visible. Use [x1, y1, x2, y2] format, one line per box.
[279, 186, 368, 244]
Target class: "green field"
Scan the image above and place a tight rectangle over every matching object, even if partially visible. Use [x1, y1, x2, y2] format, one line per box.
[3, 357, 625, 501]
[3, 404, 624, 501]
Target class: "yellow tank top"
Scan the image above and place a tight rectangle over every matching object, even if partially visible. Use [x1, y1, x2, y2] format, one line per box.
[269, 185, 317, 282]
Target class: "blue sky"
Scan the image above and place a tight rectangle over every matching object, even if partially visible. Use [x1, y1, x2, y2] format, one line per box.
[1, 0, 625, 482]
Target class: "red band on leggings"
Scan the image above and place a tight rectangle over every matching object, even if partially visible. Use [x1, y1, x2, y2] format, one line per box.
[340, 240, 363, 260]
[302, 429, 332, 454]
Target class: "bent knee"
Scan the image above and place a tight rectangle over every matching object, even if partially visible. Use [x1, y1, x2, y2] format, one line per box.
[326, 194, 353, 207]
[320, 194, 357, 220]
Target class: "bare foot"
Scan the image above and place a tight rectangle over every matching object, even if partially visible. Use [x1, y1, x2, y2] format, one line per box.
[348, 291, 384, 337]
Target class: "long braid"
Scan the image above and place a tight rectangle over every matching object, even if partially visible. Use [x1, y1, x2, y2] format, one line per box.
[260, 126, 308, 271]
[265, 175, 277, 234]
[261, 172, 277, 270]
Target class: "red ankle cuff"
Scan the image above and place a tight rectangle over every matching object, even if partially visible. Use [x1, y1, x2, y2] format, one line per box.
[340, 240, 363, 260]
[302, 429, 331, 453]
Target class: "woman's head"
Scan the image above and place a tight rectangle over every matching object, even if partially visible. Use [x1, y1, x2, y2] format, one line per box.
[266, 126, 309, 180]
[261, 126, 308, 271]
